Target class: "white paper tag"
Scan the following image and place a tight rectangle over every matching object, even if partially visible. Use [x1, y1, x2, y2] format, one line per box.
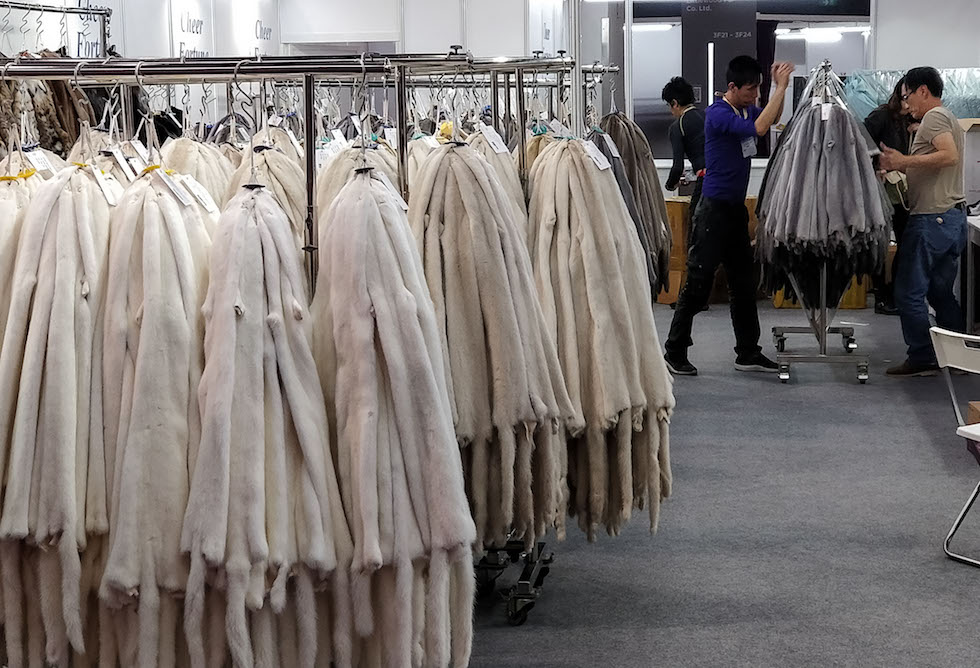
[179, 174, 218, 213]
[286, 127, 303, 154]
[383, 127, 399, 149]
[89, 166, 117, 206]
[821, 102, 833, 121]
[549, 118, 573, 137]
[582, 140, 611, 170]
[156, 170, 193, 207]
[811, 97, 822, 108]
[26, 150, 52, 173]
[351, 113, 362, 136]
[130, 138, 150, 163]
[602, 133, 622, 159]
[269, 114, 283, 127]
[740, 136, 757, 158]
[375, 171, 409, 211]
[423, 136, 440, 149]
[331, 129, 347, 144]
[315, 147, 328, 171]
[479, 124, 509, 154]
[110, 146, 136, 182]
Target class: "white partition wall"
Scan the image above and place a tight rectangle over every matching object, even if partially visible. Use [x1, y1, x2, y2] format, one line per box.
[873, 0, 980, 70]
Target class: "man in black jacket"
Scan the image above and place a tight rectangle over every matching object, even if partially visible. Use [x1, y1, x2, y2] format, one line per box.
[663, 77, 706, 216]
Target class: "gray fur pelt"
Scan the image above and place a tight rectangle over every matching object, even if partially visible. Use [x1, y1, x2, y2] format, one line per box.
[527, 138, 675, 540]
[408, 143, 572, 549]
[182, 186, 353, 668]
[312, 172, 477, 667]
[0, 165, 121, 665]
[599, 112, 672, 294]
[99, 173, 216, 667]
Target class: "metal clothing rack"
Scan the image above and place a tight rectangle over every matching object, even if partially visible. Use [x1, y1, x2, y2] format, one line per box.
[0, 1, 111, 58]
[0, 48, 621, 627]
[771, 61, 870, 384]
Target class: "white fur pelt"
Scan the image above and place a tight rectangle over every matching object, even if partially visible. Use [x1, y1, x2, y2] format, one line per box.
[311, 172, 477, 667]
[182, 186, 353, 668]
[406, 138, 438, 193]
[0, 147, 68, 180]
[467, 132, 527, 219]
[252, 127, 303, 164]
[0, 165, 121, 665]
[67, 129, 113, 165]
[99, 173, 216, 667]
[0, 169, 36, 372]
[408, 143, 572, 549]
[315, 145, 397, 219]
[227, 146, 308, 252]
[514, 132, 555, 174]
[161, 138, 236, 207]
[527, 138, 675, 540]
[220, 143, 243, 169]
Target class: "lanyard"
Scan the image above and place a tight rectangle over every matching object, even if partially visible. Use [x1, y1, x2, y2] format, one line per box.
[722, 96, 748, 120]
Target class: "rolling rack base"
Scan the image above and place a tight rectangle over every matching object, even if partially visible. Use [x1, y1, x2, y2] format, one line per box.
[476, 540, 554, 626]
[773, 326, 869, 384]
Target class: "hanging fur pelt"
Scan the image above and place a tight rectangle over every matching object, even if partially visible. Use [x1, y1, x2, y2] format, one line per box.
[161, 137, 236, 207]
[513, 132, 556, 175]
[0, 168, 37, 353]
[67, 129, 113, 164]
[312, 172, 477, 667]
[315, 145, 397, 217]
[527, 138, 675, 540]
[408, 143, 572, 549]
[407, 137, 438, 192]
[252, 127, 303, 164]
[467, 131, 527, 219]
[0, 147, 68, 180]
[599, 111, 672, 294]
[181, 186, 354, 668]
[25, 80, 72, 159]
[99, 173, 217, 667]
[227, 146, 308, 252]
[220, 142, 243, 169]
[588, 128, 658, 296]
[0, 165, 122, 666]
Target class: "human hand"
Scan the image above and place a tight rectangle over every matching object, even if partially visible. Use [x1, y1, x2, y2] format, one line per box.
[773, 62, 794, 89]
[878, 142, 905, 172]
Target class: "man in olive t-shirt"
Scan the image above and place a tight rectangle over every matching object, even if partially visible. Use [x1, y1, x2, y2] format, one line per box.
[880, 66, 967, 376]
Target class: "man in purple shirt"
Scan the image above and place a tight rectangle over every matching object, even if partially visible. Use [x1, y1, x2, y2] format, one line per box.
[664, 56, 794, 376]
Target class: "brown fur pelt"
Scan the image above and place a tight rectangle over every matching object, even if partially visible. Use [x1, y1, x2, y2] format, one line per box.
[408, 143, 572, 548]
[527, 138, 675, 540]
[0, 166, 122, 664]
[599, 111, 672, 293]
[312, 172, 477, 667]
[26, 80, 72, 159]
[182, 187, 353, 668]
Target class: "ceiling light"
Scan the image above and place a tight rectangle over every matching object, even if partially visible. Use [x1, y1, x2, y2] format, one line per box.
[777, 28, 843, 44]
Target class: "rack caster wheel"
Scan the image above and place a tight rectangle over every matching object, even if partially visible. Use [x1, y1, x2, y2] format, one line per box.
[857, 364, 869, 384]
[774, 336, 786, 353]
[843, 336, 857, 353]
[506, 597, 534, 626]
[779, 363, 790, 383]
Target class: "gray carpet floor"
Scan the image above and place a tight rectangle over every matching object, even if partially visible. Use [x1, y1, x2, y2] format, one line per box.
[470, 303, 980, 668]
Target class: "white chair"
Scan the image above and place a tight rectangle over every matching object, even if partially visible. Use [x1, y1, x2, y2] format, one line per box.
[931, 326, 980, 568]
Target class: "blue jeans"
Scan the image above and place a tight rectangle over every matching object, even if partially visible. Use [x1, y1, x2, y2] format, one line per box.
[895, 206, 967, 365]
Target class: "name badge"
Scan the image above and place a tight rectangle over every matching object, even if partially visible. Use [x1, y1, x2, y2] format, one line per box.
[741, 136, 757, 158]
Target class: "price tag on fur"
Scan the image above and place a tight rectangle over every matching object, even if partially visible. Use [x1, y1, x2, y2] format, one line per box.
[179, 175, 218, 213]
[479, 124, 509, 154]
[269, 115, 283, 127]
[26, 150, 52, 174]
[315, 147, 327, 171]
[383, 127, 399, 149]
[549, 118, 573, 137]
[89, 166, 117, 206]
[375, 171, 409, 211]
[351, 113, 362, 136]
[130, 138, 150, 163]
[331, 129, 347, 144]
[286, 127, 303, 154]
[111, 146, 137, 182]
[821, 103, 832, 121]
[811, 97, 821, 108]
[157, 170, 193, 207]
[602, 134, 622, 159]
[423, 135, 440, 149]
[582, 140, 611, 170]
